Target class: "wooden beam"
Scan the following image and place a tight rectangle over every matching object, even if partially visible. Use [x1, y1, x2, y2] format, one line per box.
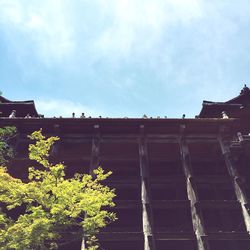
[179, 124, 210, 250]
[139, 125, 156, 250]
[218, 131, 250, 233]
[207, 232, 250, 240]
[98, 232, 144, 241]
[199, 200, 240, 209]
[115, 200, 141, 209]
[155, 232, 196, 240]
[16, 134, 220, 143]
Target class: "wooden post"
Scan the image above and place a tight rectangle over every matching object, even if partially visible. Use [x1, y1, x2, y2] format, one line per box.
[82, 124, 101, 250]
[218, 129, 250, 233]
[81, 238, 86, 250]
[139, 125, 156, 250]
[179, 124, 210, 250]
[90, 124, 101, 173]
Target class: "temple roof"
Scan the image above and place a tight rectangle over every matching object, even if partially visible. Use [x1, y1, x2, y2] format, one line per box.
[0, 96, 39, 118]
[199, 85, 250, 118]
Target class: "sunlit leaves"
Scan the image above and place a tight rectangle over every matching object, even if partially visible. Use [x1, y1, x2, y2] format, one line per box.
[0, 130, 116, 249]
[0, 126, 16, 165]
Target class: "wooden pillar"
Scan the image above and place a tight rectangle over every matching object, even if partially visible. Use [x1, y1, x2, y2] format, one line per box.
[50, 124, 61, 158]
[218, 129, 250, 233]
[90, 124, 101, 174]
[81, 238, 86, 250]
[82, 125, 101, 250]
[139, 125, 156, 250]
[179, 125, 210, 250]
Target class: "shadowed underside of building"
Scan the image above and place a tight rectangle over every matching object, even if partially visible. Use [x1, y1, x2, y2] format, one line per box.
[1, 86, 250, 250]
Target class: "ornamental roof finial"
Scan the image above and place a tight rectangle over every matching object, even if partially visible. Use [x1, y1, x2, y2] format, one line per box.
[240, 84, 250, 95]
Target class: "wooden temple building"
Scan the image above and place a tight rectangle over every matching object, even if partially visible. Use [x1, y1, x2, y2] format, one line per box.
[1, 86, 250, 250]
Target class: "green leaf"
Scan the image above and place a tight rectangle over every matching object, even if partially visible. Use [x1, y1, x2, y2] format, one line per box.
[0, 129, 116, 249]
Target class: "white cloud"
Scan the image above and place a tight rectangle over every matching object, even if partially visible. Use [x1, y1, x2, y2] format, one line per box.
[36, 99, 101, 118]
[0, 0, 204, 66]
[94, 0, 204, 60]
[0, 0, 75, 65]
[0, 0, 247, 95]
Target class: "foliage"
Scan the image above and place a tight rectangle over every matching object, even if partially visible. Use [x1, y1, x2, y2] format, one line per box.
[0, 126, 17, 165]
[0, 130, 116, 249]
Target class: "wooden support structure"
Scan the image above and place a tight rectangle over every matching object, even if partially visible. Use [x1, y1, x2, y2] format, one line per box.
[218, 128, 250, 233]
[4, 87, 250, 249]
[82, 125, 101, 250]
[139, 125, 156, 250]
[90, 124, 101, 173]
[179, 124, 210, 250]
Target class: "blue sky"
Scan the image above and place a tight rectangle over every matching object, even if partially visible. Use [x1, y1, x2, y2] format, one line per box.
[0, 0, 250, 118]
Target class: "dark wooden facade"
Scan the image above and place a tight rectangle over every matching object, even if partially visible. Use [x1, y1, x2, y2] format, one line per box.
[1, 87, 250, 250]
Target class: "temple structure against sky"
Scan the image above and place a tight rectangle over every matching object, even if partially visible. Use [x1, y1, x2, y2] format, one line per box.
[1, 86, 250, 250]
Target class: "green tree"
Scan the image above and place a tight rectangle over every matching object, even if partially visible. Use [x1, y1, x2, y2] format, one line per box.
[0, 130, 116, 250]
[0, 126, 17, 165]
